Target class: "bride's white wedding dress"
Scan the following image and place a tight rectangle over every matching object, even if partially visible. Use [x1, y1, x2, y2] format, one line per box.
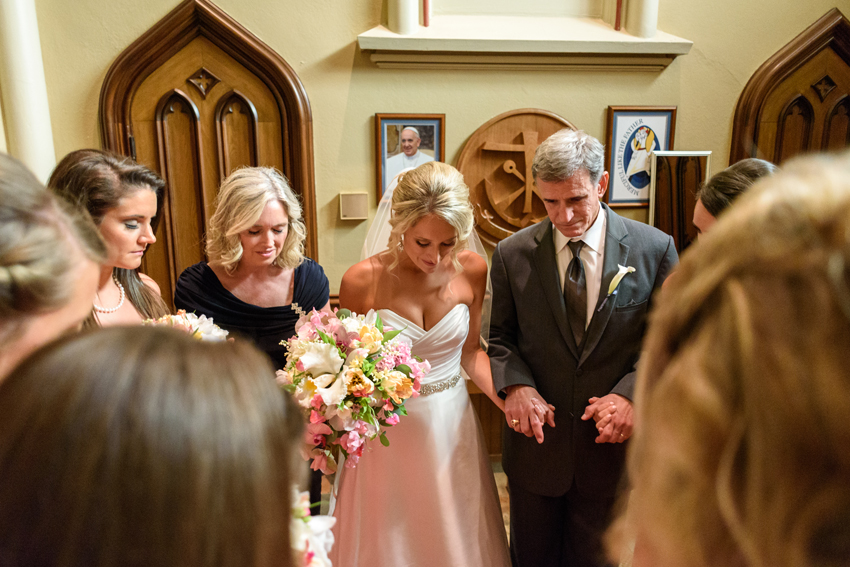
[330, 303, 511, 567]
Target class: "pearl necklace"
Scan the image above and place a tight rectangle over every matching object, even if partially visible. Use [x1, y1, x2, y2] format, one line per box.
[94, 273, 126, 314]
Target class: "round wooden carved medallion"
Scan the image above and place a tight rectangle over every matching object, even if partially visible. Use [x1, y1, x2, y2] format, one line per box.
[457, 109, 575, 247]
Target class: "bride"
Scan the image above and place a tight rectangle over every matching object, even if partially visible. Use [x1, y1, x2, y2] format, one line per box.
[330, 162, 511, 566]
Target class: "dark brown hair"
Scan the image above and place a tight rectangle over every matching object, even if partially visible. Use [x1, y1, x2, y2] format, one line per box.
[695, 158, 778, 218]
[0, 153, 105, 328]
[48, 149, 169, 320]
[0, 326, 301, 567]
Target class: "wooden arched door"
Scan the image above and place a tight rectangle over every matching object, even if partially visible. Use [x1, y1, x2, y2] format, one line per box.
[730, 8, 850, 164]
[100, 0, 316, 308]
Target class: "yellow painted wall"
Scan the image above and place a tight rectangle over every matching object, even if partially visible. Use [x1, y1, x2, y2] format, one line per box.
[33, 0, 844, 292]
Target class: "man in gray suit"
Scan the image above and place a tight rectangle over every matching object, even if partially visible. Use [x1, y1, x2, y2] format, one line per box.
[489, 129, 678, 567]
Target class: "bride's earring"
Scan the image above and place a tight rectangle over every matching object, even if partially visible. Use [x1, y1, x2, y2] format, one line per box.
[398, 237, 404, 252]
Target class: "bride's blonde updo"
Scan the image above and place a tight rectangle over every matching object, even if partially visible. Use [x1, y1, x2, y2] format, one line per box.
[387, 162, 474, 271]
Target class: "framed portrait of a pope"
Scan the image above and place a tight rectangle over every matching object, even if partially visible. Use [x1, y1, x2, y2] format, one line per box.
[604, 106, 676, 207]
[375, 113, 445, 201]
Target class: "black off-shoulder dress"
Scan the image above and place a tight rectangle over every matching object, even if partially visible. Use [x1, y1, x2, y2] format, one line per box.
[174, 259, 330, 370]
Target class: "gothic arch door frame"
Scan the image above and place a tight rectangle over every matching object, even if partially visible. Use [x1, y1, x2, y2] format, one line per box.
[100, 0, 317, 305]
[730, 8, 850, 164]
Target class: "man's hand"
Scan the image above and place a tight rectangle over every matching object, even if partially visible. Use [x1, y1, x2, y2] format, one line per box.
[581, 393, 633, 443]
[504, 385, 556, 444]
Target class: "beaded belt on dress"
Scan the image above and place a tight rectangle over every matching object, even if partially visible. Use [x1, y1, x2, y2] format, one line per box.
[419, 373, 462, 396]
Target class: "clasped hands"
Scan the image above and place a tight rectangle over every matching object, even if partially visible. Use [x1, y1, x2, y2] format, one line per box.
[505, 386, 633, 444]
[504, 385, 555, 444]
[580, 393, 633, 444]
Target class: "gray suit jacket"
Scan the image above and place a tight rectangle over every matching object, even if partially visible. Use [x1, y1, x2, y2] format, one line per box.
[489, 204, 678, 498]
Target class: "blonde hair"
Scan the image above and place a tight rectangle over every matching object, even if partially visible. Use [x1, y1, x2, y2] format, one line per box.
[0, 153, 106, 334]
[387, 161, 474, 271]
[614, 153, 850, 567]
[207, 167, 306, 274]
[0, 326, 301, 567]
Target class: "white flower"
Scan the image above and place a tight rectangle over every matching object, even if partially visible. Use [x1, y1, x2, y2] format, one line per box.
[299, 343, 344, 377]
[303, 515, 336, 566]
[315, 371, 348, 407]
[312, 373, 336, 389]
[608, 265, 636, 296]
[291, 488, 336, 567]
[190, 313, 230, 341]
[361, 309, 378, 327]
[341, 315, 364, 335]
[326, 404, 356, 431]
[345, 348, 369, 368]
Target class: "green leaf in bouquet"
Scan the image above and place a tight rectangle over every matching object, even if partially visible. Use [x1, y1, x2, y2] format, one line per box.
[361, 358, 376, 375]
[279, 384, 296, 394]
[316, 329, 337, 347]
[382, 328, 404, 343]
[396, 364, 412, 377]
[379, 432, 390, 447]
[336, 308, 352, 319]
[397, 405, 408, 417]
[414, 355, 423, 362]
[375, 312, 384, 333]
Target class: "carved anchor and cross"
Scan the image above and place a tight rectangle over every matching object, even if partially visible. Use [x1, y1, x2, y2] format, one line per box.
[482, 131, 544, 229]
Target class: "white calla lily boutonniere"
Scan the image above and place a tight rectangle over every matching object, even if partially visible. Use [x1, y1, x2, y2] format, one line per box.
[597, 265, 637, 312]
[609, 265, 637, 296]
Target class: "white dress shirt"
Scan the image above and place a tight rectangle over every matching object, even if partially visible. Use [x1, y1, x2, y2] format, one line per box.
[385, 150, 435, 188]
[554, 207, 607, 329]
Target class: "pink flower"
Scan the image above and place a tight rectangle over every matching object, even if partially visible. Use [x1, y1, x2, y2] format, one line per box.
[310, 452, 331, 474]
[383, 399, 394, 411]
[304, 421, 332, 447]
[325, 318, 353, 348]
[309, 410, 326, 424]
[311, 394, 324, 410]
[337, 430, 365, 455]
[345, 453, 360, 468]
[354, 421, 370, 436]
[296, 360, 305, 372]
[385, 413, 400, 426]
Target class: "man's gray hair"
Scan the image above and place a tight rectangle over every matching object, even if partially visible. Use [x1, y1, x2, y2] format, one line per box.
[532, 129, 605, 185]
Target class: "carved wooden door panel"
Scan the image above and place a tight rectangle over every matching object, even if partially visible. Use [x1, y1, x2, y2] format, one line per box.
[131, 36, 286, 303]
[731, 9, 850, 164]
[100, 0, 316, 310]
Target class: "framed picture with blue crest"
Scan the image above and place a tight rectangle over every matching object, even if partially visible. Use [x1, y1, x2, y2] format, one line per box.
[604, 106, 677, 207]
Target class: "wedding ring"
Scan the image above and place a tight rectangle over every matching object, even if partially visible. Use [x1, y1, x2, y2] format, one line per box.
[511, 419, 520, 427]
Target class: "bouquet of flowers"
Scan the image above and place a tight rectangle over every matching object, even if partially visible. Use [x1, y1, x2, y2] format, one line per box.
[277, 309, 430, 476]
[291, 488, 335, 567]
[143, 310, 230, 341]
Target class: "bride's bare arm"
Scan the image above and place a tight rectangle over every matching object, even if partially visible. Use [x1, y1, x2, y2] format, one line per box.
[459, 252, 505, 412]
[339, 257, 379, 315]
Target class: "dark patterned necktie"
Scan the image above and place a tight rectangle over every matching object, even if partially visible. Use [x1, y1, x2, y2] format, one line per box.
[565, 240, 587, 348]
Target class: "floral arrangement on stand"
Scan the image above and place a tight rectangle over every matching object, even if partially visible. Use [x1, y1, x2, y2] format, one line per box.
[142, 310, 230, 341]
[277, 308, 430, 477]
[291, 488, 336, 567]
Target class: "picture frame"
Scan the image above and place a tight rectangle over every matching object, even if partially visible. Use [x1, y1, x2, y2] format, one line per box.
[375, 113, 445, 201]
[604, 106, 677, 207]
[649, 150, 712, 252]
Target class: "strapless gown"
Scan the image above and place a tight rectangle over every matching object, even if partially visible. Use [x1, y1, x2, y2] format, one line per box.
[330, 304, 510, 567]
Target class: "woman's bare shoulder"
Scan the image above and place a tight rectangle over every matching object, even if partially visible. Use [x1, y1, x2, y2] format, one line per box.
[339, 254, 388, 312]
[458, 250, 488, 283]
